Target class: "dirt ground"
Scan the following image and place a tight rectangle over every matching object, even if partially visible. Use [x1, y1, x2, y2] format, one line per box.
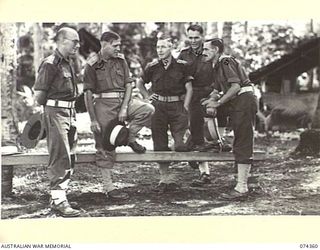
[1, 132, 320, 219]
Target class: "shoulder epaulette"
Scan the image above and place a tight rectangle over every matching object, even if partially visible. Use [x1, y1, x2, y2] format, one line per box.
[178, 46, 190, 55]
[38, 55, 58, 72]
[180, 46, 190, 52]
[87, 53, 99, 66]
[116, 53, 125, 60]
[176, 59, 188, 65]
[219, 55, 233, 65]
[220, 55, 238, 66]
[44, 54, 60, 65]
[146, 59, 160, 68]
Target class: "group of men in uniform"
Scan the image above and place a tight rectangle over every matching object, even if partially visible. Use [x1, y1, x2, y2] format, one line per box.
[34, 24, 257, 217]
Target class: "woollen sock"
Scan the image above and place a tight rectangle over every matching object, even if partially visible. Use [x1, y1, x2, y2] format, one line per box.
[100, 168, 115, 193]
[50, 190, 67, 205]
[199, 161, 210, 175]
[235, 163, 251, 193]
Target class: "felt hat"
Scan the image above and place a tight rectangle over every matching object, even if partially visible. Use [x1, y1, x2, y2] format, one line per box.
[102, 118, 129, 151]
[75, 92, 87, 113]
[21, 112, 46, 148]
[203, 118, 219, 142]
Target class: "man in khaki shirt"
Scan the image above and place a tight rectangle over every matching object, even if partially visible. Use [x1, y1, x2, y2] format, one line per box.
[202, 38, 257, 200]
[34, 27, 81, 217]
[84, 31, 154, 200]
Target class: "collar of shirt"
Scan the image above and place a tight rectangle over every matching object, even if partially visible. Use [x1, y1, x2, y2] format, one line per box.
[97, 52, 119, 69]
[188, 45, 203, 56]
[161, 56, 173, 69]
[55, 49, 70, 63]
[98, 52, 110, 63]
[98, 52, 119, 64]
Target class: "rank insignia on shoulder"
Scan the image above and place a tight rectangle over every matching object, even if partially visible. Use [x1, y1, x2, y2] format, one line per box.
[46, 55, 60, 65]
[53, 55, 61, 65]
[180, 46, 190, 52]
[219, 55, 230, 64]
[87, 53, 99, 66]
[219, 55, 236, 66]
[147, 59, 159, 67]
[177, 46, 190, 56]
[117, 53, 125, 59]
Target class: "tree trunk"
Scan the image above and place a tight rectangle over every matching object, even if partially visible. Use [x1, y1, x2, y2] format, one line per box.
[206, 22, 219, 38]
[0, 23, 19, 149]
[222, 21, 233, 55]
[32, 23, 44, 79]
[244, 21, 248, 34]
[169, 22, 185, 39]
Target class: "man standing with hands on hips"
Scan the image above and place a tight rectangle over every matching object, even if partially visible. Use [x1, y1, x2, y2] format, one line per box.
[137, 35, 193, 191]
[201, 38, 257, 199]
[34, 27, 81, 217]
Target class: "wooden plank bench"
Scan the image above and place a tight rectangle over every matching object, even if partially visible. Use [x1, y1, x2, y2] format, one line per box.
[1, 151, 266, 195]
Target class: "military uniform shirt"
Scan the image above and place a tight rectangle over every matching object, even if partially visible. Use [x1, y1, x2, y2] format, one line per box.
[178, 46, 203, 68]
[191, 60, 215, 90]
[213, 56, 252, 94]
[178, 46, 212, 89]
[83, 54, 132, 93]
[142, 58, 193, 96]
[34, 49, 78, 101]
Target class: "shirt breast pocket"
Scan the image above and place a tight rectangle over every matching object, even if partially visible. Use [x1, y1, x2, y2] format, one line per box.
[97, 71, 107, 81]
[169, 71, 183, 82]
[152, 72, 162, 83]
[62, 71, 74, 94]
[115, 68, 124, 83]
[169, 71, 184, 91]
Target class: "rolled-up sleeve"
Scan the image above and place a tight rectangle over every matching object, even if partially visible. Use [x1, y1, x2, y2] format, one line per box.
[182, 65, 194, 84]
[221, 59, 241, 84]
[141, 65, 152, 83]
[123, 60, 134, 84]
[83, 64, 97, 91]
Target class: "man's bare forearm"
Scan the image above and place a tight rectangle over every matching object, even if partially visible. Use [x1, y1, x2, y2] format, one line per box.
[136, 78, 149, 99]
[84, 90, 97, 122]
[121, 82, 133, 109]
[184, 81, 193, 109]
